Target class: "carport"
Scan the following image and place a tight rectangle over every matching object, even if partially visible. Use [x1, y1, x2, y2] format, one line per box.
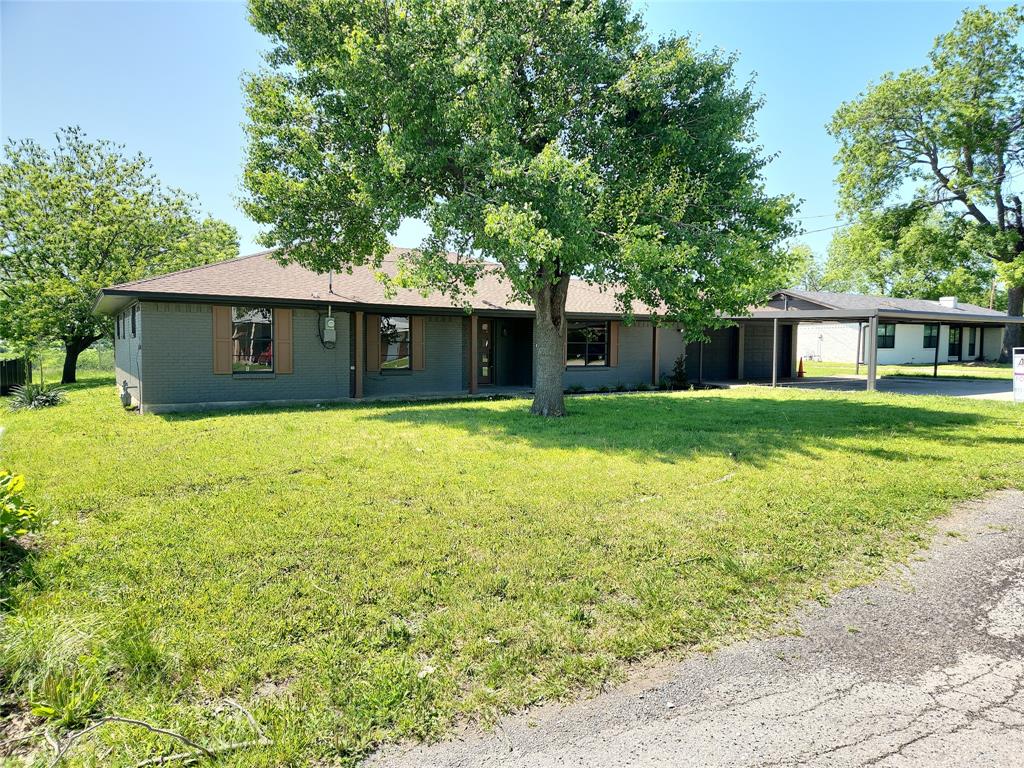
[687, 290, 1024, 392]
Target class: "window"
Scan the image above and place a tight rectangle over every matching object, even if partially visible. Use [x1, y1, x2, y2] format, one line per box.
[380, 315, 411, 370]
[968, 327, 977, 356]
[877, 323, 895, 349]
[131, 306, 137, 338]
[232, 306, 273, 373]
[566, 321, 609, 366]
[923, 324, 939, 349]
[116, 313, 122, 340]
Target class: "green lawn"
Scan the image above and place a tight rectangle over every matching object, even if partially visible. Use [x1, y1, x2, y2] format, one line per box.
[1, 372, 1023, 766]
[802, 359, 1013, 380]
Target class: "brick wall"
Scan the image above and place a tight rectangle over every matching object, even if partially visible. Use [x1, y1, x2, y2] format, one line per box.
[362, 315, 467, 397]
[140, 302, 350, 409]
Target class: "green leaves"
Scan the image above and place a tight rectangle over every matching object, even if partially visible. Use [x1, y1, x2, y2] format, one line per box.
[243, 0, 796, 325]
[0, 127, 239, 356]
[0, 467, 40, 541]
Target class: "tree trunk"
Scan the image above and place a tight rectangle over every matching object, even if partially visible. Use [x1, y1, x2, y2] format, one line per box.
[1000, 283, 1023, 363]
[61, 337, 95, 384]
[531, 275, 571, 417]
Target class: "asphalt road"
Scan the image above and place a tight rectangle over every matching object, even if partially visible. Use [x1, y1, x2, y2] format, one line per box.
[370, 490, 1024, 768]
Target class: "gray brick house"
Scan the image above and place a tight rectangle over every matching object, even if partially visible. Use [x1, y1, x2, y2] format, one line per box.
[95, 249, 689, 413]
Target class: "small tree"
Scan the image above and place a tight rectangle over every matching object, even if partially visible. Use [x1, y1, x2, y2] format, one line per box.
[829, 5, 1024, 359]
[0, 128, 239, 383]
[243, 0, 795, 416]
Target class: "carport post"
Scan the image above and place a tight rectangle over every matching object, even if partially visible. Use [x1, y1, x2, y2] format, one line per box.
[866, 315, 878, 391]
[933, 324, 941, 377]
[771, 317, 779, 387]
[855, 321, 863, 375]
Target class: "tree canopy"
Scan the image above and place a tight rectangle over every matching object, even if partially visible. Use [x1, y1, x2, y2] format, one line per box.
[829, 4, 1024, 356]
[0, 128, 239, 383]
[244, 0, 796, 415]
[824, 208, 1002, 309]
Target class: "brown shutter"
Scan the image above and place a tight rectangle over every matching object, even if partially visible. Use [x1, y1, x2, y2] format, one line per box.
[365, 314, 381, 372]
[212, 305, 232, 374]
[275, 308, 293, 374]
[411, 316, 426, 370]
[609, 320, 620, 367]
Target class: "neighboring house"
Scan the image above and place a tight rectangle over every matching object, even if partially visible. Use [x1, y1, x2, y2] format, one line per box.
[784, 290, 1005, 366]
[94, 257, 1021, 412]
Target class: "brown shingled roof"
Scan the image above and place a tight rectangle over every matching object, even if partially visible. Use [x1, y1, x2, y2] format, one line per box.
[95, 248, 655, 318]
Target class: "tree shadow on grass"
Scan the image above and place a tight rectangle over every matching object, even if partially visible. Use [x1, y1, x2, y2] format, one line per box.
[354, 392, 1006, 467]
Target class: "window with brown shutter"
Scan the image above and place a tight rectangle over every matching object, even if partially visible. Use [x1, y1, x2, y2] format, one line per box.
[365, 314, 381, 372]
[609, 321, 620, 367]
[411, 316, 426, 370]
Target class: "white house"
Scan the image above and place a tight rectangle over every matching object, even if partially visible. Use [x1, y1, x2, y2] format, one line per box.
[790, 292, 1005, 366]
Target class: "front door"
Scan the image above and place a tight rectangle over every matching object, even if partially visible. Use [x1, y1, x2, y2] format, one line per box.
[968, 327, 977, 357]
[478, 318, 494, 385]
[948, 326, 963, 360]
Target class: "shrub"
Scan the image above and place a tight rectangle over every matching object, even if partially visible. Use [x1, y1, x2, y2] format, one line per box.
[7, 383, 66, 411]
[565, 384, 586, 394]
[614, 383, 628, 392]
[0, 468, 40, 542]
[635, 381, 651, 391]
[669, 353, 689, 389]
[597, 385, 610, 393]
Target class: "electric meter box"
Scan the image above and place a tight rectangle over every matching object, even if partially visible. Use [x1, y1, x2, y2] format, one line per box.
[323, 315, 337, 344]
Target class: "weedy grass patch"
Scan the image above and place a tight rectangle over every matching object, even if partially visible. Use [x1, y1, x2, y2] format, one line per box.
[1, 371, 1022, 765]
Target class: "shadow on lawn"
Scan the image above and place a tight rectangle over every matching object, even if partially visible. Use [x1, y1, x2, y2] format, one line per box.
[356, 392, 1004, 466]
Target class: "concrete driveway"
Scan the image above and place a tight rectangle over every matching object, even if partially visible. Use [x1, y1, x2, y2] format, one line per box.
[776, 376, 1014, 400]
[370, 490, 1024, 768]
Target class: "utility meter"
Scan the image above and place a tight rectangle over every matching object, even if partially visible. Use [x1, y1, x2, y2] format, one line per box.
[323, 316, 337, 343]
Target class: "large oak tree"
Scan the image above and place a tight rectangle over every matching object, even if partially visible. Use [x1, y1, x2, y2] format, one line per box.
[243, 0, 795, 415]
[0, 128, 239, 383]
[830, 5, 1024, 359]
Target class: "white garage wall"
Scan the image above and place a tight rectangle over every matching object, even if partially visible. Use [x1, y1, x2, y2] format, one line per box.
[796, 322, 1004, 365]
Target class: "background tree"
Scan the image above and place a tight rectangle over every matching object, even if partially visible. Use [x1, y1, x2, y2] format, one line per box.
[824, 207, 1003, 308]
[243, 0, 795, 416]
[829, 4, 1024, 360]
[0, 128, 239, 383]
[779, 243, 825, 291]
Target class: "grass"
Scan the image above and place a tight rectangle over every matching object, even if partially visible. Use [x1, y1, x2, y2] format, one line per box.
[802, 359, 1012, 380]
[1, 369, 1023, 765]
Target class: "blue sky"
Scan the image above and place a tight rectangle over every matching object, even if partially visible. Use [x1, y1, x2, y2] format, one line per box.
[1, 1, 1012, 259]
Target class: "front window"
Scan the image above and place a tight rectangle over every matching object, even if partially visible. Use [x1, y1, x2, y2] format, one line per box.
[877, 323, 895, 349]
[232, 306, 273, 373]
[948, 326, 962, 356]
[923, 324, 938, 349]
[566, 321, 609, 366]
[380, 315, 411, 370]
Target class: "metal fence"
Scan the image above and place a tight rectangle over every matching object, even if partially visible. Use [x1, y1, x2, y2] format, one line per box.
[0, 359, 31, 395]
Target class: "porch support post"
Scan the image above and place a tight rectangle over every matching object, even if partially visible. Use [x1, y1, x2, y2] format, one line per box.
[978, 324, 985, 360]
[651, 325, 660, 386]
[353, 311, 364, 399]
[737, 324, 745, 380]
[469, 314, 479, 394]
[771, 317, 779, 387]
[866, 314, 879, 391]
[933, 323, 941, 377]
[855, 321, 863, 375]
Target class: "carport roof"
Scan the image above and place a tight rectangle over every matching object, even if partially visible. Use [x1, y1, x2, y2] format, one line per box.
[736, 289, 1022, 325]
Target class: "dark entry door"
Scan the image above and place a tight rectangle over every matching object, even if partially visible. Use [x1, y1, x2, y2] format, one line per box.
[968, 327, 977, 357]
[948, 326, 963, 360]
[478, 318, 494, 385]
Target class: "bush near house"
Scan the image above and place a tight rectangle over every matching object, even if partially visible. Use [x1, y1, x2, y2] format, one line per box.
[0, 371, 1022, 765]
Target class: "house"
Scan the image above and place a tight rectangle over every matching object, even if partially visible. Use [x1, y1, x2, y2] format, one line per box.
[94, 255, 1022, 412]
[786, 290, 1005, 366]
[683, 289, 1018, 390]
[95, 249, 691, 413]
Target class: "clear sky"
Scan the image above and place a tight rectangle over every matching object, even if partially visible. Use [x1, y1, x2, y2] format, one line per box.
[1, 0, 1013, 259]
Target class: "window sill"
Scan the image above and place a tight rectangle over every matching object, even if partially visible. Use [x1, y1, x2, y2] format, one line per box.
[565, 366, 612, 371]
[232, 373, 276, 380]
[377, 369, 414, 376]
